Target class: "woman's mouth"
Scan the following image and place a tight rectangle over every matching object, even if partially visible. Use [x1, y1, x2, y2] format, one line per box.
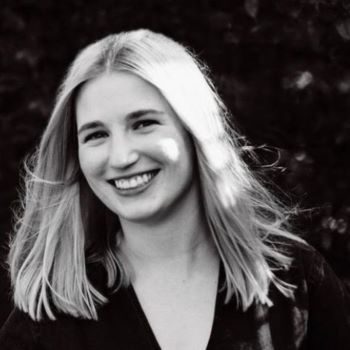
[108, 170, 160, 193]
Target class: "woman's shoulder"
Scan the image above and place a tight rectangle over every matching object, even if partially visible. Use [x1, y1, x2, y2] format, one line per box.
[282, 240, 346, 289]
[271, 239, 350, 349]
[0, 262, 124, 350]
[0, 307, 40, 349]
[0, 289, 126, 350]
[274, 239, 349, 304]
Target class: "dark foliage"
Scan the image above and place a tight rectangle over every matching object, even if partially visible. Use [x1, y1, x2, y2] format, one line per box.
[1, 0, 350, 324]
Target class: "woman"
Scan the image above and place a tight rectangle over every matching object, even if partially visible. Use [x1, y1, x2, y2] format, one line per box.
[0, 29, 349, 349]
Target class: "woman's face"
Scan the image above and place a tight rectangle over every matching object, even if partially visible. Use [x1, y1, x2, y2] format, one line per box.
[76, 71, 197, 224]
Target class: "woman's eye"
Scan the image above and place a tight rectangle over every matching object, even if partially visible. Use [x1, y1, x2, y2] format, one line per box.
[84, 131, 107, 143]
[133, 119, 158, 130]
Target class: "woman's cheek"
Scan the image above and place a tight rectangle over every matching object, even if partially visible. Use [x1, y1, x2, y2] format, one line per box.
[156, 138, 181, 163]
[78, 147, 107, 176]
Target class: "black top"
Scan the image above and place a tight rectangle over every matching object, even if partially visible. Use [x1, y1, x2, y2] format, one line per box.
[1, 244, 349, 349]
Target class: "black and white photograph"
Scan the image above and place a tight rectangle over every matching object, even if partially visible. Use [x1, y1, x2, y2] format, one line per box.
[0, 1, 350, 349]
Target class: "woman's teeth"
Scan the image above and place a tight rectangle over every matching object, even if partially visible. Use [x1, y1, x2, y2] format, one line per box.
[114, 172, 156, 190]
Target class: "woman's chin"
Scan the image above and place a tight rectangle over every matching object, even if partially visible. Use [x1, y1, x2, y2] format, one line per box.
[114, 205, 163, 224]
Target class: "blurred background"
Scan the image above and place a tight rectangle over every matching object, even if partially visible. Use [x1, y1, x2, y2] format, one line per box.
[1, 0, 350, 325]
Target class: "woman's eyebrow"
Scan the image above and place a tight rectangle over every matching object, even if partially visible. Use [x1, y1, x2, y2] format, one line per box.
[78, 121, 103, 135]
[78, 109, 164, 135]
[127, 109, 164, 120]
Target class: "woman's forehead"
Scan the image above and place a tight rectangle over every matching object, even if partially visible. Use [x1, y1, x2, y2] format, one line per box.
[75, 72, 175, 126]
[74, 71, 190, 136]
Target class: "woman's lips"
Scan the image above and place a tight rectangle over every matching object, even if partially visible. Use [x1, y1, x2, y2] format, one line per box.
[107, 170, 160, 195]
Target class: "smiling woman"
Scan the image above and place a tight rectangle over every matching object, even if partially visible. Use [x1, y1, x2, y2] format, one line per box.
[76, 72, 196, 225]
[0, 29, 349, 350]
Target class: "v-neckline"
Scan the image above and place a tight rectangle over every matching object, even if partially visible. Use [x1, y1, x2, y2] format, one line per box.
[126, 262, 224, 350]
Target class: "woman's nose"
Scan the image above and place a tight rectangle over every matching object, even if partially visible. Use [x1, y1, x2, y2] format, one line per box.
[108, 135, 139, 169]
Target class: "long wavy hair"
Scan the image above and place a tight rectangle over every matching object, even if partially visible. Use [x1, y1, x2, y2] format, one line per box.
[9, 29, 304, 321]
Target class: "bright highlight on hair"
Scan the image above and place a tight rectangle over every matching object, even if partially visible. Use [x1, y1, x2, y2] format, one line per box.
[9, 29, 305, 321]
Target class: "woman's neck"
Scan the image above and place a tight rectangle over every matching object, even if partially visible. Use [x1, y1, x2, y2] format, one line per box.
[118, 205, 217, 279]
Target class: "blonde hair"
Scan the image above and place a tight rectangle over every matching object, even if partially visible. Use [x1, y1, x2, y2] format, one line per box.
[9, 29, 304, 321]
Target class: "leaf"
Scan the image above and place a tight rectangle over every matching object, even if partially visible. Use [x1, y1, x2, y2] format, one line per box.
[245, 0, 259, 19]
